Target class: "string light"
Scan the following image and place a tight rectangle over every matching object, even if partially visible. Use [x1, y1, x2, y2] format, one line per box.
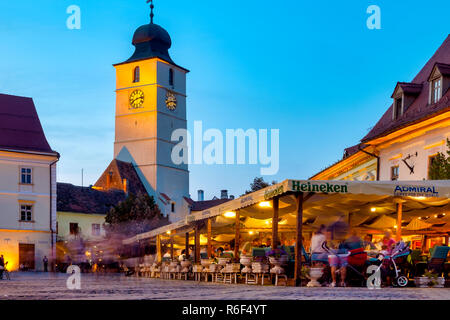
[223, 211, 236, 218]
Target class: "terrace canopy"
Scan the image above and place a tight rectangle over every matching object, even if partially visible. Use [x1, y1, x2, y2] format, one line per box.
[123, 179, 450, 285]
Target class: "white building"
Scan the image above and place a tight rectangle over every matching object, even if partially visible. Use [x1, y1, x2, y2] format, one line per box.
[0, 94, 59, 271]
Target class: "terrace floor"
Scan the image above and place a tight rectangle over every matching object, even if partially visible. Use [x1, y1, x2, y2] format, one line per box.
[0, 272, 449, 300]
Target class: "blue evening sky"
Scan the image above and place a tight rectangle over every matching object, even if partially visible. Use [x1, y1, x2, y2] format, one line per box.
[0, 1, 449, 200]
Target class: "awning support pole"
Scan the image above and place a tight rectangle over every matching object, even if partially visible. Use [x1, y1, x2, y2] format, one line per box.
[234, 210, 240, 261]
[194, 224, 200, 263]
[156, 235, 162, 263]
[207, 218, 212, 258]
[294, 192, 304, 287]
[272, 197, 279, 250]
[396, 202, 403, 241]
[185, 232, 190, 260]
[170, 234, 174, 260]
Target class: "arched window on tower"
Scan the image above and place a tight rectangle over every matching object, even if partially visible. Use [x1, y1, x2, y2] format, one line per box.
[169, 68, 174, 86]
[133, 66, 140, 83]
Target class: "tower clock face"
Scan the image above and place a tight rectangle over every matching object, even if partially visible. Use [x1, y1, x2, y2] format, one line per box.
[129, 90, 144, 109]
[165, 91, 177, 111]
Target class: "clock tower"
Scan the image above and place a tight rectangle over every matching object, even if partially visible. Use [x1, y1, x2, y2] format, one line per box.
[112, 9, 190, 221]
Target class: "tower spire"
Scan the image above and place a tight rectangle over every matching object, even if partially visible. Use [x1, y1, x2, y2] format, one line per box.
[147, 0, 155, 24]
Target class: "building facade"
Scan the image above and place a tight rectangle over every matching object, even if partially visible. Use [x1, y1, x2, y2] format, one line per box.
[0, 94, 59, 271]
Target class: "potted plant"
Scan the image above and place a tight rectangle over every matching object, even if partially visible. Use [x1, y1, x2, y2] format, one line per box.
[415, 269, 445, 288]
[300, 265, 310, 286]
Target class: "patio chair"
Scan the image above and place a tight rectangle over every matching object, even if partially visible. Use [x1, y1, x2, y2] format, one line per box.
[415, 246, 449, 277]
[428, 246, 450, 276]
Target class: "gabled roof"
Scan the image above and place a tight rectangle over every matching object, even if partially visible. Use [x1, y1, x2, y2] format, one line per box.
[362, 34, 450, 143]
[190, 199, 231, 212]
[428, 62, 450, 80]
[57, 183, 126, 214]
[94, 159, 147, 195]
[391, 82, 423, 98]
[0, 93, 56, 155]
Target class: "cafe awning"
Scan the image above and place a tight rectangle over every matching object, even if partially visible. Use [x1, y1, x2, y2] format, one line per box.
[123, 179, 450, 244]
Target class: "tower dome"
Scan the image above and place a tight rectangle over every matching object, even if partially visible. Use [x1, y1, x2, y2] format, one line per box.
[125, 22, 175, 65]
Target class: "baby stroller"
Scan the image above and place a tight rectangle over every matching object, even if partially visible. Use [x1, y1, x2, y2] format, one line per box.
[375, 241, 411, 287]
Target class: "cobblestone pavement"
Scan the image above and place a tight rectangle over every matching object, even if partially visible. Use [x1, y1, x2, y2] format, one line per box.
[0, 273, 449, 300]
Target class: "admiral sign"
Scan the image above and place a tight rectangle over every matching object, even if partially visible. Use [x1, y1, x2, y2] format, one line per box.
[394, 185, 439, 198]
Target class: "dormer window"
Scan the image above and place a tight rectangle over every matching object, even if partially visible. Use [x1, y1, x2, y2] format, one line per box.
[394, 97, 403, 120]
[431, 78, 442, 104]
[133, 66, 140, 83]
[391, 82, 422, 120]
[428, 63, 450, 105]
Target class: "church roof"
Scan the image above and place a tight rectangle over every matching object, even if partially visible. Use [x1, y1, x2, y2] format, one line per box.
[190, 198, 232, 212]
[94, 159, 147, 195]
[362, 34, 450, 143]
[57, 183, 126, 214]
[0, 93, 57, 155]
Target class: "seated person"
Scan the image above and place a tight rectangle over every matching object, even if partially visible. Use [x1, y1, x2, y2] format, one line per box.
[223, 243, 234, 258]
[362, 235, 376, 250]
[216, 247, 224, 257]
[341, 230, 363, 250]
[178, 249, 187, 262]
[240, 239, 254, 256]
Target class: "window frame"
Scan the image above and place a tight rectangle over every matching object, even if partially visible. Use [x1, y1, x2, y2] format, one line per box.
[20, 167, 33, 185]
[69, 222, 79, 235]
[391, 165, 399, 181]
[393, 97, 403, 120]
[133, 66, 140, 83]
[19, 204, 33, 222]
[428, 153, 438, 179]
[169, 68, 174, 86]
[92, 223, 101, 236]
[431, 77, 442, 104]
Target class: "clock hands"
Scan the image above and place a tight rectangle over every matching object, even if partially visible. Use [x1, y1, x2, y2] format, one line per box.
[402, 152, 418, 174]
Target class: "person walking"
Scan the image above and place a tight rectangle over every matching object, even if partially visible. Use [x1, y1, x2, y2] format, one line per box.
[0, 255, 5, 279]
[43, 256, 49, 272]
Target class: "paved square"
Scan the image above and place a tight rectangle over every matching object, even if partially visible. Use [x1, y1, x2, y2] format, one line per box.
[0, 273, 449, 300]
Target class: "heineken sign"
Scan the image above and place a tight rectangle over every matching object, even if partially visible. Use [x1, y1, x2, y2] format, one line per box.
[291, 181, 348, 194]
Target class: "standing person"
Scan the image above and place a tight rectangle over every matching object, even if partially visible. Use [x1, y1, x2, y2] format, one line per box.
[43, 256, 49, 272]
[382, 231, 396, 254]
[0, 255, 4, 279]
[310, 225, 328, 264]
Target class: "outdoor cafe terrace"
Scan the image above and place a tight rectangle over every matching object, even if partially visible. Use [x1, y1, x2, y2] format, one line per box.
[122, 180, 450, 287]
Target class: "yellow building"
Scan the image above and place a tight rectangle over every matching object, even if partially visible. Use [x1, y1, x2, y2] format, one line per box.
[0, 94, 59, 271]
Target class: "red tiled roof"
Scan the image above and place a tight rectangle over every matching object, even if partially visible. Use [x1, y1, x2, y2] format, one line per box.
[362, 34, 450, 143]
[57, 183, 126, 214]
[343, 143, 366, 159]
[160, 193, 171, 202]
[190, 198, 231, 212]
[0, 93, 56, 154]
[94, 159, 147, 195]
